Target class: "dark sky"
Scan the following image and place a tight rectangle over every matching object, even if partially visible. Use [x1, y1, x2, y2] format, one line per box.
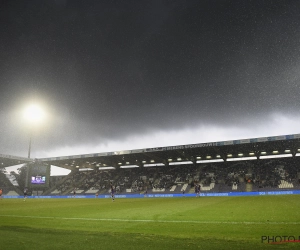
[1, 0, 300, 158]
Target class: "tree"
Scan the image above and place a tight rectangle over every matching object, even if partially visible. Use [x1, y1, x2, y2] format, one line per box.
[11, 165, 28, 189]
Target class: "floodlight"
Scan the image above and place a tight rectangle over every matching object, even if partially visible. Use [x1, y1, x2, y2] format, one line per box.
[23, 103, 46, 186]
[23, 104, 45, 123]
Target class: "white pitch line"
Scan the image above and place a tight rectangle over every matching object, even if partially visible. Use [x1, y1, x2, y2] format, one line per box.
[0, 215, 299, 225]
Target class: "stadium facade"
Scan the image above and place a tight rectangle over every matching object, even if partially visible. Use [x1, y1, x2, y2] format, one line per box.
[1, 133, 300, 197]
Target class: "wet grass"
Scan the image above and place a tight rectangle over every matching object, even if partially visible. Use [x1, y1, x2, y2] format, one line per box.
[0, 195, 300, 249]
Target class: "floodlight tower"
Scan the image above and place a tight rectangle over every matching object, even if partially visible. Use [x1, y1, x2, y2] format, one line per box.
[23, 104, 45, 187]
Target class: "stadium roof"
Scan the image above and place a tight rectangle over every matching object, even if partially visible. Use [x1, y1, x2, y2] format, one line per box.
[0, 154, 33, 169]
[1, 133, 300, 171]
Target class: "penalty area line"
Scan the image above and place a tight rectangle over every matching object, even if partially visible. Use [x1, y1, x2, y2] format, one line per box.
[0, 215, 299, 225]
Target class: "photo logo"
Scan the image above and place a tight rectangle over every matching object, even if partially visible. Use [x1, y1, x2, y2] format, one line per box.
[261, 236, 300, 244]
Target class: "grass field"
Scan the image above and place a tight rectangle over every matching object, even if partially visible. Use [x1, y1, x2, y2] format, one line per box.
[1, 195, 300, 249]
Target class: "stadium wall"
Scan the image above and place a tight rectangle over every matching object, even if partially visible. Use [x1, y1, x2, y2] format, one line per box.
[3, 190, 300, 199]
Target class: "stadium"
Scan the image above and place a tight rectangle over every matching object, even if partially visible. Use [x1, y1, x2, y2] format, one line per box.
[1, 1, 300, 248]
[1, 134, 300, 249]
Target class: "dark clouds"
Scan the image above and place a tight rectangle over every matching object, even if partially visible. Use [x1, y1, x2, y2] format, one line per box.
[1, 0, 300, 157]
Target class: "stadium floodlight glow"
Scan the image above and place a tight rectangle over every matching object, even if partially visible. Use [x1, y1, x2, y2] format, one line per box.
[273, 150, 279, 154]
[197, 159, 223, 163]
[260, 154, 292, 159]
[169, 161, 193, 165]
[23, 103, 45, 124]
[98, 166, 115, 170]
[144, 163, 164, 167]
[79, 168, 94, 171]
[120, 165, 139, 169]
[227, 157, 257, 162]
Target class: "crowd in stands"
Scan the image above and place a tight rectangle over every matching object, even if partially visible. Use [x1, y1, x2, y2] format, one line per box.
[251, 159, 299, 189]
[195, 158, 300, 192]
[1, 158, 300, 195]
[51, 171, 83, 194]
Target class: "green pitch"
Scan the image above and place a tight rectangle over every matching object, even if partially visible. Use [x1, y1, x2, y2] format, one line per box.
[1, 195, 300, 249]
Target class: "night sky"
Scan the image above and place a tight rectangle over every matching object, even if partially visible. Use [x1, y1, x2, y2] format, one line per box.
[1, 0, 300, 158]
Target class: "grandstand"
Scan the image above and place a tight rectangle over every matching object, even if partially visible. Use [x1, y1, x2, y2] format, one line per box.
[1, 134, 300, 196]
